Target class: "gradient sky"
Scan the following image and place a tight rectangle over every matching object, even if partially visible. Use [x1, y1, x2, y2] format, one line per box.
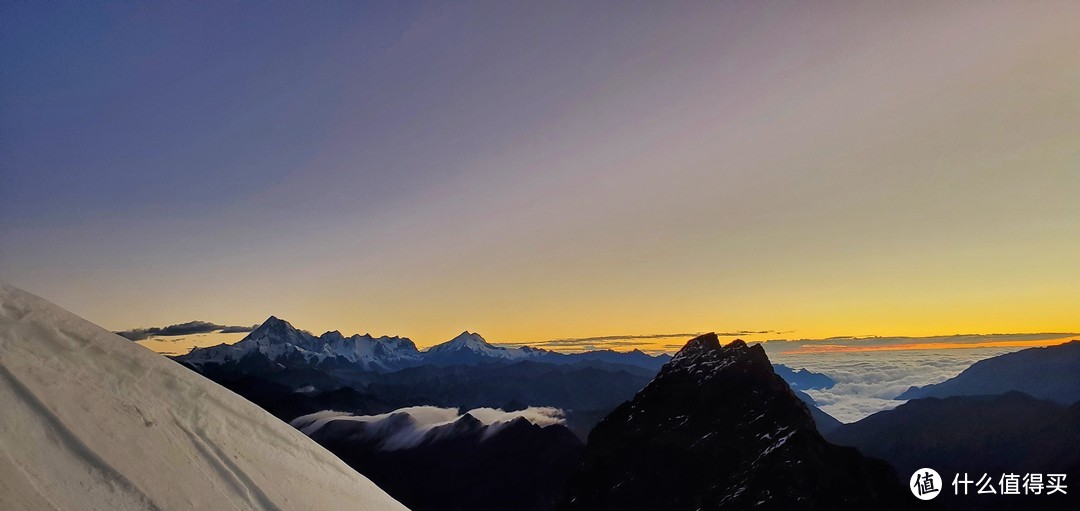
[2, 1, 1078, 352]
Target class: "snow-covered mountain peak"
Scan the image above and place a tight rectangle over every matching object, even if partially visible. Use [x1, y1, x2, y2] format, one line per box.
[178, 319, 668, 371]
[252, 315, 293, 335]
[244, 315, 317, 348]
[423, 331, 538, 363]
[177, 317, 424, 371]
[439, 331, 492, 351]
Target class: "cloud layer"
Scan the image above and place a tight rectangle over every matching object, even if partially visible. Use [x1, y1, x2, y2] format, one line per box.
[291, 406, 566, 451]
[116, 321, 256, 341]
[771, 347, 1026, 423]
[504, 331, 790, 352]
[761, 333, 1077, 354]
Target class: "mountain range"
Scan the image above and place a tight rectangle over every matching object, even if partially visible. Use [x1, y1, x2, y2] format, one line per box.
[172, 318, 854, 509]
[773, 363, 837, 390]
[175, 316, 841, 436]
[177, 316, 672, 372]
[177, 316, 845, 382]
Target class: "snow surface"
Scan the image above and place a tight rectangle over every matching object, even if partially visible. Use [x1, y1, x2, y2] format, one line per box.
[0, 283, 406, 511]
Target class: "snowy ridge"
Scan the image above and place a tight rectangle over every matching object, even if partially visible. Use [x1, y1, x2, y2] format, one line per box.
[0, 283, 405, 511]
[178, 322, 544, 371]
[319, 330, 423, 370]
[177, 316, 672, 373]
[180, 316, 423, 371]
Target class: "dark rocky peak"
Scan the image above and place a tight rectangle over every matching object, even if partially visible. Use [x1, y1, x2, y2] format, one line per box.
[659, 335, 781, 393]
[560, 334, 913, 511]
[671, 332, 723, 359]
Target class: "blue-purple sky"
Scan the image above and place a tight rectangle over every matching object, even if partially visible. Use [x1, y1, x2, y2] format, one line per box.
[2, 1, 1078, 351]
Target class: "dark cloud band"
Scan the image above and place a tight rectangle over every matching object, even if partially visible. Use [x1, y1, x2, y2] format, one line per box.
[116, 321, 256, 341]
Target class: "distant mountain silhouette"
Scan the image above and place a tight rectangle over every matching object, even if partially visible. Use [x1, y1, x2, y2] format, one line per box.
[828, 392, 1080, 510]
[559, 334, 914, 511]
[773, 364, 836, 390]
[897, 341, 1080, 403]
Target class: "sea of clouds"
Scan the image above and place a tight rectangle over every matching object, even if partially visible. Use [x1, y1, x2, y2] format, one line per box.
[769, 347, 1021, 423]
[291, 406, 566, 450]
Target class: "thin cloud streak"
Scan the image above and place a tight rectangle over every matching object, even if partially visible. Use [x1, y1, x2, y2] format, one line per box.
[779, 337, 1078, 354]
[116, 321, 257, 341]
[526, 333, 705, 347]
[506, 330, 789, 349]
[763, 333, 1079, 355]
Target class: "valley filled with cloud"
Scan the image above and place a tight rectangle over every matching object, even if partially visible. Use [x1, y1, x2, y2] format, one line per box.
[772, 347, 1022, 422]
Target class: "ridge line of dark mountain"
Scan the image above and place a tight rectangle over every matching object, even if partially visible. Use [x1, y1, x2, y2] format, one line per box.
[896, 340, 1080, 403]
[827, 390, 1080, 510]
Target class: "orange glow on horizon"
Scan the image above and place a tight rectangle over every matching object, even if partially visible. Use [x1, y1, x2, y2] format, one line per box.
[778, 337, 1078, 355]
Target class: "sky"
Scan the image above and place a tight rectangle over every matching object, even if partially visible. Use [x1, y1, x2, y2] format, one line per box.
[2, 1, 1079, 352]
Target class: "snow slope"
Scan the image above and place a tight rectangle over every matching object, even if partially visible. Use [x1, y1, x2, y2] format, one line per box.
[0, 283, 406, 511]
